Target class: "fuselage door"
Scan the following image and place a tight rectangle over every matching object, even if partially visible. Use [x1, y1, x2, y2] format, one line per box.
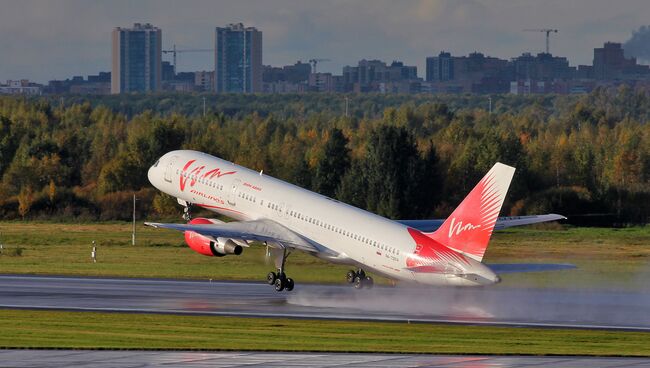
[164, 155, 178, 183]
[228, 179, 241, 206]
[285, 204, 292, 220]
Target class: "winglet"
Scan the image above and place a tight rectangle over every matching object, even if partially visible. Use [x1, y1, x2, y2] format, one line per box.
[426, 162, 515, 262]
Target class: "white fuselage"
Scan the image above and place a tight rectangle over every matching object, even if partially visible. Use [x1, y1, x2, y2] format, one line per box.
[148, 150, 498, 286]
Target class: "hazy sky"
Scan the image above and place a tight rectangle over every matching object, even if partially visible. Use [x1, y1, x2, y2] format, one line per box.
[1, 0, 648, 83]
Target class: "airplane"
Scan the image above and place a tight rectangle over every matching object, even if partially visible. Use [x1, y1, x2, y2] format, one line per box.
[146, 150, 572, 292]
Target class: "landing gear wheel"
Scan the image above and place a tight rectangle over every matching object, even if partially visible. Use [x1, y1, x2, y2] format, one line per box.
[274, 278, 285, 292]
[346, 270, 356, 284]
[349, 269, 371, 289]
[285, 278, 294, 291]
[182, 204, 193, 221]
[267, 246, 295, 292]
[267, 272, 277, 285]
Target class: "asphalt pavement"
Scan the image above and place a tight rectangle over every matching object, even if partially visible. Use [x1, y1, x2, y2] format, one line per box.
[3, 350, 650, 368]
[1, 274, 650, 330]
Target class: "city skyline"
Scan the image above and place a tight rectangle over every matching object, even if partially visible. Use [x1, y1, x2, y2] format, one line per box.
[1, 0, 649, 83]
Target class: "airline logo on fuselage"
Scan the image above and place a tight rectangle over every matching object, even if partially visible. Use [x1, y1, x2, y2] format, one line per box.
[180, 159, 236, 191]
[448, 217, 481, 238]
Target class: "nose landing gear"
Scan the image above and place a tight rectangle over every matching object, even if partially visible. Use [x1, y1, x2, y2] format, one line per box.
[346, 268, 373, 289]
[183, 203, 193, 221]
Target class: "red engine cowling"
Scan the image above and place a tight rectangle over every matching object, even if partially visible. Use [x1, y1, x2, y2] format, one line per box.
[185, 218, 243, 257]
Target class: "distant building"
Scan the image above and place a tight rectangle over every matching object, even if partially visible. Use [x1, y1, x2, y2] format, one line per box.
[425, 51, 512, 93]
[263, 81, 306, 93]
[263, 61, 311, 84]
[512, 52, 573, 81]
[342, 59, 419, 92]
[262, 61, 310, 93]
[111, 23, 162, 94]
[510, 79, 598, 95]
[162, 61, 175, 82]
[309, 73, 334, 92]
[45, 72, 111, 95]
[214, 23, 262, 93]
[426, 52, 454, 82]
[593, 42, 650, 80]
[0, 80, 42, 95]
[167, 71, 195, 92]
[575, 65, 594, 79]
[195, 71, 214, 91]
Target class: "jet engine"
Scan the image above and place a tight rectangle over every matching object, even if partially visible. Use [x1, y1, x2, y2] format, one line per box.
[184, 218, 244, 257]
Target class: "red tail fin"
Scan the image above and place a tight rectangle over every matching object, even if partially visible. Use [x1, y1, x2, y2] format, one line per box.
[426, 163, 515, 262]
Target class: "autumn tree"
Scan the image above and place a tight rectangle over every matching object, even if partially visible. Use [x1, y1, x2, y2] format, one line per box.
[313, 128, 350, 197]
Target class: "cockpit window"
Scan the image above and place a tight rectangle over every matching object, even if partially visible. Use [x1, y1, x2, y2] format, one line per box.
[153, 159, 160, 167]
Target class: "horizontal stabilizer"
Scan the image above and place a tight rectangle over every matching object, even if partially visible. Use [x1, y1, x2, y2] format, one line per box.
[493, 214, 567, 230]
[487, 263, 576, 274]
[398, 214, 566, 233]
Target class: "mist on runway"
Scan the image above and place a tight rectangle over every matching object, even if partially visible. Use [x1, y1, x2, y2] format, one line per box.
[2, 273, 650, 330]
[288, 272, 650, 328]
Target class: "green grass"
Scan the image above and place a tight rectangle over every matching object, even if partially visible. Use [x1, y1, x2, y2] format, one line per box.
[487, 226, 650, 289]
[0, 222, 648, 288]
[0, 221, 356, 283]
[0, 309, 649, 356]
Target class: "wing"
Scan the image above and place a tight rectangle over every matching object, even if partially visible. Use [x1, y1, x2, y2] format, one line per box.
[145, 219, 321, 254]
[397, 214, 566, 233]
[487, 263, 576, 274]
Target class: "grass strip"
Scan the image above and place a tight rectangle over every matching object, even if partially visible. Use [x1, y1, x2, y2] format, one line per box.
[0, 223, 649, 288]
[0, 309, 649, 356]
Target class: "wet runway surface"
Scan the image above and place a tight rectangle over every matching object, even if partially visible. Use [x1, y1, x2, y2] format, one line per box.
[1, 274, 650, 330]
[3, 350, 650, 368]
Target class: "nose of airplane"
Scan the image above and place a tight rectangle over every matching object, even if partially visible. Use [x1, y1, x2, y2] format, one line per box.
[148, 159, 159, 186]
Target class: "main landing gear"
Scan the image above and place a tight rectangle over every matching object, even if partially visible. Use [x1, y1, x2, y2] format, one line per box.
[346, 268, 373, 289]
[266, 245, 294, 292]
[267, 271, 294, 292]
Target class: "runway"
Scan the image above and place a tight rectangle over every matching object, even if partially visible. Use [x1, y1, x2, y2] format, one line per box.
[3, 350, 650, 368]
[1, 274, 650, 331]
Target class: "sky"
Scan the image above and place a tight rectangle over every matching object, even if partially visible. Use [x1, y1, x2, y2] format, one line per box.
[1, 0, 649, 83]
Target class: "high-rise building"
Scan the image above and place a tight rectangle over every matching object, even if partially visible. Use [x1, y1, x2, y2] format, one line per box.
[195, 71, 215, 92]
[214, 23, 262, 93]
[512, 52, 572, 81]
[111, 23, 162, 94]
[426, 52, 454, 82]
[593, 42, 649, 80]
[342, 59, 418, 92]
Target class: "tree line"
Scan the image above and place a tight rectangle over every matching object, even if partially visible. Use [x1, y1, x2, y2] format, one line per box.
[0, 86, 648, 224]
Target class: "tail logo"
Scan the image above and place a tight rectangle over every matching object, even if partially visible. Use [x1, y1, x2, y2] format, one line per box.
[424, 162, 515, 262]
[448, 218, 481, 238]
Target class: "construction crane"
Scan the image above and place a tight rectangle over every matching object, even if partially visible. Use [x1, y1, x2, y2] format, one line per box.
[162, 44, 212, 74]
[308, 58, 331, 74]
[523, 29, 558, 54]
